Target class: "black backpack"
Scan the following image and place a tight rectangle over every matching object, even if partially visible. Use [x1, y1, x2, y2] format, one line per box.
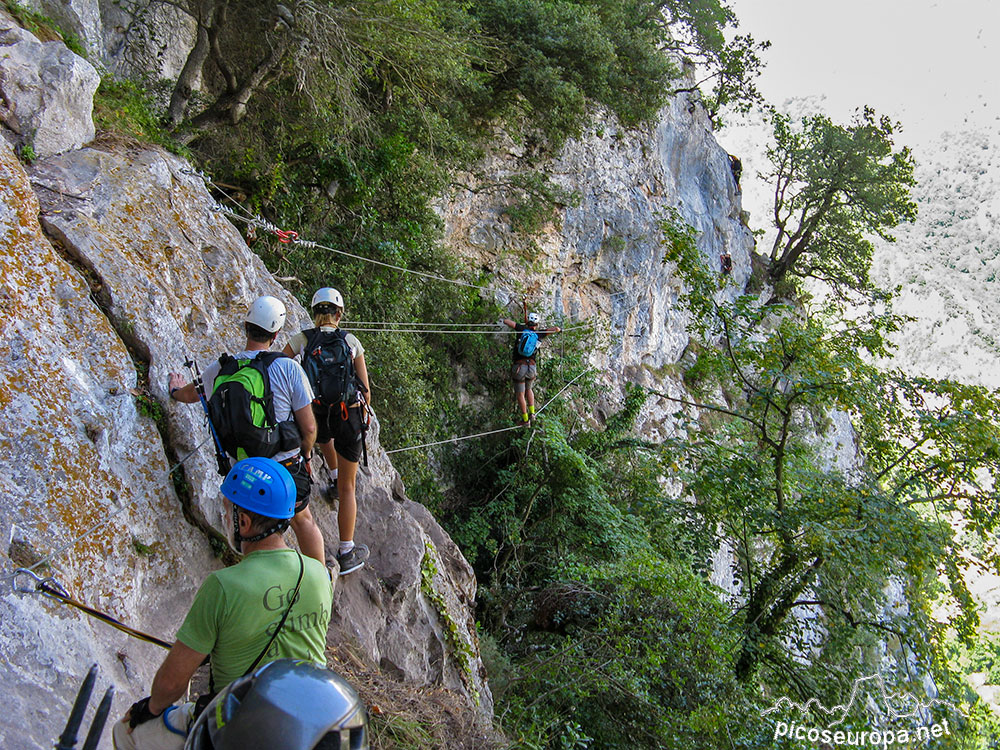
[207, 352, 300, 460]
[301, 328, 364, 407]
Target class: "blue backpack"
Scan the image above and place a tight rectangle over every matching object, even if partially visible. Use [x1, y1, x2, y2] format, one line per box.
[517, 328, 540, 358]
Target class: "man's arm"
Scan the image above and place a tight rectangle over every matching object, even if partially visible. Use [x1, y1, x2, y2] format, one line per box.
[120, 640, 207, 731]
[294, 403, 317, 457]
[502, 318, 517, 329]
[148, 641, 208, 714]
[166, 373, 200, 404]
[354, 353, 372, 407]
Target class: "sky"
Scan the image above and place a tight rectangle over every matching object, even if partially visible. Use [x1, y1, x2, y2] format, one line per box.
[724, 0, 1000, 148]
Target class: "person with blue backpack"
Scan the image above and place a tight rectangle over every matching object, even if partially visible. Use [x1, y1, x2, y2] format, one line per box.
[502, 311, 560, 425]
[283, 288, 371, 576]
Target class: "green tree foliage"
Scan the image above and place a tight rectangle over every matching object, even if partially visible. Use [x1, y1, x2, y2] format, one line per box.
[662, 242, 1000, 718]
[153, 0, 764, 149]
[450, 387, 774, 748]
[762, 107, 917, 298]
[472, 0, 766, 144]
[159, 0, 491, 140]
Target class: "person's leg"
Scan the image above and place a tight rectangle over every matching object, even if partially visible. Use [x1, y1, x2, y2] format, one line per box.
[525, 364, 538, 420]
[290, 505, 324, 563]
[318, 441, 338, 474]
[512, 363, 529, 422]
[335, 453, 358, 545]
[332, 409, 367, 575]
[286, 457, 324, 563]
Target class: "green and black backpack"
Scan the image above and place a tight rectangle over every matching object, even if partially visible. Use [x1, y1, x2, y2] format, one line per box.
[207, 352, 300, 459]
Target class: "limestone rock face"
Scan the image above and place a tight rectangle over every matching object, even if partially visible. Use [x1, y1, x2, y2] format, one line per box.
[0, 143, 490, 748]
[0, 13, 100, 159]
[0, 139, 214, 750]
[439, 98, 754, 433]
[23, 0, 196, 81]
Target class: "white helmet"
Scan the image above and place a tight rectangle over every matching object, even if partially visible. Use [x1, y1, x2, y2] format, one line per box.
[245, 295, 286, 333]
[526, 312, 540, 325]
[311, 287, 344, 310]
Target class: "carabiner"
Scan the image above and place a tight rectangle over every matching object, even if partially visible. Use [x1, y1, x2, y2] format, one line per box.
[11, 568, 68, 598]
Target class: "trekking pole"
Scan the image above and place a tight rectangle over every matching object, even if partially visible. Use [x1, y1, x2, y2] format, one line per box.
[55, 663, 96, 750]
[81, 685, 114, 750]
[185, 356, 230, 476]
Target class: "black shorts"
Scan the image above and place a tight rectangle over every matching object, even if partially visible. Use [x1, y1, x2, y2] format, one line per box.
[313, 403, 365, 464]
[278, 455, 312, 513]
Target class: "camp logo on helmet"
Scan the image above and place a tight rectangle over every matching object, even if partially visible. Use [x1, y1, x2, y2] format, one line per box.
[241, 465, 274, 483]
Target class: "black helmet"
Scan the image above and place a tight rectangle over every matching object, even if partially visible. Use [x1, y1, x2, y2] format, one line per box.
[185, 659, 369, 750]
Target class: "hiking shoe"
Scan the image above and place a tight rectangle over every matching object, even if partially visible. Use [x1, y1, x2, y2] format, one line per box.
[325, 477, 339, 501]
[336, 544, 369, 576]
[318, 465, 339, 500]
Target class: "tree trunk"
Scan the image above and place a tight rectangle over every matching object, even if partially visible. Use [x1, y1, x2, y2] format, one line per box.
[166, 0, 216, 129]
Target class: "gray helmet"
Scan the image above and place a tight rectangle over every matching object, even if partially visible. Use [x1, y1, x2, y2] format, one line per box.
[185, 659, 369, 750]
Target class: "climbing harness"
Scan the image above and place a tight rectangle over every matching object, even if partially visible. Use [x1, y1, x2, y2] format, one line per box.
[12, 568, 173, 650]
[185, 355, 231, 475]
[54, 664, 114, 750]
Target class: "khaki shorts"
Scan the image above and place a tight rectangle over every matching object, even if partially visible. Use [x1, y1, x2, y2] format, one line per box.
[511, 362, 537, 392]
[112, 703, 193, 750]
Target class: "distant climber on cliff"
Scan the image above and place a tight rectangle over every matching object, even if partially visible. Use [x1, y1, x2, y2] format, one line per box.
[720, 252, 733, 276]
[729, 153, 742, 193]
[282, 287, 371, 577]
[166, 295, 325, 564]
[502, 311, 560, 425]
[112, 458, 333, 750]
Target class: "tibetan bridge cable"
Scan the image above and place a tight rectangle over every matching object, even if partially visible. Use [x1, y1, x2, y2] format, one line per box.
[385, 369, 588, 454]
[183, 169, 551, 302]
[340, 322, 594, 334]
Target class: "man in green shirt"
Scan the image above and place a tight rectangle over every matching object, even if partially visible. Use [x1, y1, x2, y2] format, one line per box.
[113, 457, 333, 750]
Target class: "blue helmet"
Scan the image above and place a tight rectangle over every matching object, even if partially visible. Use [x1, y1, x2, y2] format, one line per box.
[221, 457, 296, 519]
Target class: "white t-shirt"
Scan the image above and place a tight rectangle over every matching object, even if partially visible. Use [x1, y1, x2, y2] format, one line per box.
[287, 327, 365, 360]
[203, 350, 313, 463]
